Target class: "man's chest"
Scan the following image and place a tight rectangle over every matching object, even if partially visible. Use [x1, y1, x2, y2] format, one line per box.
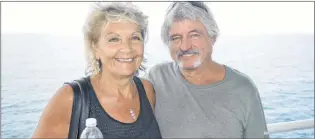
[154, 84, 245, 138]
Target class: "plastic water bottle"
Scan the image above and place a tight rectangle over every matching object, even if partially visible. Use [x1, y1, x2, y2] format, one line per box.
[80, 118, 103, 139]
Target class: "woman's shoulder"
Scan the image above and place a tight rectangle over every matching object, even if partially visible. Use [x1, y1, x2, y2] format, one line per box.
[55, 84, 75, 102]
[44, 84, 75, 117]
[44, 83, 76, 118]
[137, 77, 155, 109]
[31, 83, 75, 138]
[135, 77, 154, 93]
[58, 76, 91, 103]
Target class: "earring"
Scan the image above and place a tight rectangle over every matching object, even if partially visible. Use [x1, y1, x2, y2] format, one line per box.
[96, 58, 102, 72]
[96, 58, 100, 67]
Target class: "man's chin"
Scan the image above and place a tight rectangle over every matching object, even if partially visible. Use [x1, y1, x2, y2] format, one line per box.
[181, 66, 197, 70]
[177, 61, 202, 71]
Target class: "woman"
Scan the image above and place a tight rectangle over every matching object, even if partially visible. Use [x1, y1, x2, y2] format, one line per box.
[32, 2, 161, 138]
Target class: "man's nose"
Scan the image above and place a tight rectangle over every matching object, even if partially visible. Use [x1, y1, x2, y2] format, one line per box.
[179, 37, 192, 51]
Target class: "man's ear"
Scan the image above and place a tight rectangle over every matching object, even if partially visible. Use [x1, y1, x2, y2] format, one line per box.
[208, 36, 216, 46]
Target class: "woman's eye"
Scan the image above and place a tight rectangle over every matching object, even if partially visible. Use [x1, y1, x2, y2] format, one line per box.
[132, 36, 142, 41]
[108, 37, 120, 42]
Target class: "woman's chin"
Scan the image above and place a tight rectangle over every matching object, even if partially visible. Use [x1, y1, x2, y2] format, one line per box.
[114, 69, 137, 77]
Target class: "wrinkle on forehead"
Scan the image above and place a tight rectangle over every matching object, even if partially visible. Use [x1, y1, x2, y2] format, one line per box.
[101, 21, 141, 37]
[169, 19, 208, 36]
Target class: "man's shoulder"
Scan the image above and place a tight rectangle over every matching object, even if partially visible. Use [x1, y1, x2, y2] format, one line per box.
[149, 61, 174, 73]
[146, 61, 177, 85]
[228, 66, 254, 83]
[148, 61, 176, 78]
[226, 66, 259, 95]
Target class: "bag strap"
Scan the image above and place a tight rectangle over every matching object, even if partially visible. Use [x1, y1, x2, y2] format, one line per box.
[65, 81, 82, 139]
[76, 78, 90, 136]
[66, 77, 90, 139]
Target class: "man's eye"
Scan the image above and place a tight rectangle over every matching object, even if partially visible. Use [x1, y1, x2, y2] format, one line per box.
[171, 36, 181, 41]
[191, 33, 200, 37]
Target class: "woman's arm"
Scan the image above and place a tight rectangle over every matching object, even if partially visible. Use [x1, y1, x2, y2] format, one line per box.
[32, 85, 74, 138]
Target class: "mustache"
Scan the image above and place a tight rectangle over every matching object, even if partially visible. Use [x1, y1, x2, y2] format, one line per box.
[176, 49, 200, 58]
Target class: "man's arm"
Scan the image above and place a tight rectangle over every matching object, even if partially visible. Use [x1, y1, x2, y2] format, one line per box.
[244, 87, 269, 139]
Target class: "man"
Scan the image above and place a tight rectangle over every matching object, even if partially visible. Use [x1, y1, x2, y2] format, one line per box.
[147, 2, 269, 138]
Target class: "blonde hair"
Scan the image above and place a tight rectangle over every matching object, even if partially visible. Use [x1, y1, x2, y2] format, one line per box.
[83, 2, 148, 76]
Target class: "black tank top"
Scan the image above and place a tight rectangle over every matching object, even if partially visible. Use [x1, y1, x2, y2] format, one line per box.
[86, 76, 161, 138]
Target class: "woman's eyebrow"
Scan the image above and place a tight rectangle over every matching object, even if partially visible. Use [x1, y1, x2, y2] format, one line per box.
[132, 31, 142, 35]
[104, 32, 119, 37]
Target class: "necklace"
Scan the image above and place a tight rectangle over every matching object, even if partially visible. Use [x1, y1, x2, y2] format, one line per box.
[129, 108, 137, 120]
[129, 80, 137, 120]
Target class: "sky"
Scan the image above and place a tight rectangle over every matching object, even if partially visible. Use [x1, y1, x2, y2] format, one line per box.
[1, 2, 314, 36]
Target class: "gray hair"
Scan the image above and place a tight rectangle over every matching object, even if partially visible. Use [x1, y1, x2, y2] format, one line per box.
[83, 2, 148, 76]
[161, 2, 220, 46]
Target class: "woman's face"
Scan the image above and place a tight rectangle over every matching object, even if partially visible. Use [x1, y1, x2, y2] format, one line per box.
[94, 21, 144, 77]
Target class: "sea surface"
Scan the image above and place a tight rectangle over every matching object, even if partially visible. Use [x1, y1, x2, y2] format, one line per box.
[1, 33, 314, 138]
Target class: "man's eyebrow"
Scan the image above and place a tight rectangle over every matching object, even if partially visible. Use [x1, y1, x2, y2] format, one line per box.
[169, 33, 181, 38]
[169, 30, 202, 38]
[188, 29, 202, 34]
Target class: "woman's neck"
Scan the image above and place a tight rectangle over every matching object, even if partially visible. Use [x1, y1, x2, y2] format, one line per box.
[95, 71, 136, 99]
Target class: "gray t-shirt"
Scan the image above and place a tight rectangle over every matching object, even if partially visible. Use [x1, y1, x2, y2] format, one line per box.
[147, 62, 269, 138]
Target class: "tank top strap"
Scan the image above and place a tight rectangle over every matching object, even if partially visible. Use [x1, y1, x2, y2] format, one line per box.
[133, 76, 152, 110]
[86, 76, 98, 119]
[133, 76, 155, 127]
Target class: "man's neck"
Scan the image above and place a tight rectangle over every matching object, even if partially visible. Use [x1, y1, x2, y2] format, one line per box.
[179, 60, 226, 85]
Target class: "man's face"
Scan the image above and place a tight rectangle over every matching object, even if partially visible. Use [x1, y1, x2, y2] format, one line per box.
[168, 19, 215, 70]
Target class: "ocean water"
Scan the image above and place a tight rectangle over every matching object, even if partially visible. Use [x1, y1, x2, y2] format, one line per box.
[1, 33, 314, 138]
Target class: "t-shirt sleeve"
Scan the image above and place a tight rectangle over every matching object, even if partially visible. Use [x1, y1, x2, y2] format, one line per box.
[145, 66, 156, 86]
[244, 87, 270, 139]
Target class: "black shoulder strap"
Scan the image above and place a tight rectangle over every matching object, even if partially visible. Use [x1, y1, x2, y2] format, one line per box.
[76, 78, 90, 136]
[65, 77, 90, 139]
[65, 81, 82, 139]
[133, 76, 147, 100]
[133, 76, 155, 129]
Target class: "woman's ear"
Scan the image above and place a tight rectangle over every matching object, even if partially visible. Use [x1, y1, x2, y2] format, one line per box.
[92, 42, 100, 59]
